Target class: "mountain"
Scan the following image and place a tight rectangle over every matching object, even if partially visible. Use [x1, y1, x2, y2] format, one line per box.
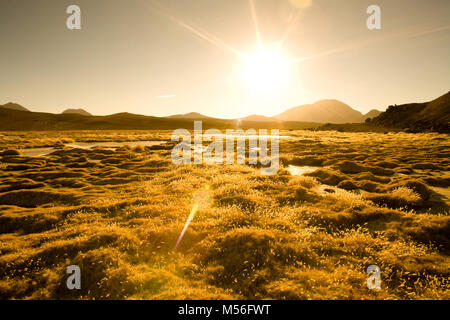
[240, 115, 277, 122]
[0, 102, 30, 112]
[168, 112, 213, 119]
[62, 108, 92, 116]
[371, 91, 450, 133]
[275, 100, 364, 123]
[363, 109, 382, 121]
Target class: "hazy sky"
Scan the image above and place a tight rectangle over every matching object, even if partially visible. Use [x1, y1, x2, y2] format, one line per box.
[1, 0, 449, 117]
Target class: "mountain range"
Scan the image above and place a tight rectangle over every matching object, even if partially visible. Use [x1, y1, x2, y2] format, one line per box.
[0, 100, 379, 124]
[0, 91, 448, 132]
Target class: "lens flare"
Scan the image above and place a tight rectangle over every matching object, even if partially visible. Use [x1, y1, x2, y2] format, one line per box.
[175, 185, 211, 249]
[175, 204, 198, 249]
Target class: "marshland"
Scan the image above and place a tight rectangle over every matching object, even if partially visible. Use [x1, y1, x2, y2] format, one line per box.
[0, 129, 448, 299]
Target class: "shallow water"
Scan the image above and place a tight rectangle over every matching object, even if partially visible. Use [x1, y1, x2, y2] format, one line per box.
[21, 147, 59, 157]
[21, 141, 167, 157]
[287, 165, 319, 176]
[2, 135, 21, 141]
[430, 187, 450, 201]
[202, 134, 290, 139]
[66, 141, 166, 149]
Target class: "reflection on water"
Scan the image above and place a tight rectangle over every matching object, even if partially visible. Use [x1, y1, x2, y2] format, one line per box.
[2, 135, 21, 141]
[203, 134, 290, 139]
[21, 147, 59, 157]
[20, 141, 167, 157]
[430, 187, 450, 201]
[287, 165, 318, 176]
[66, 141, 166, 149]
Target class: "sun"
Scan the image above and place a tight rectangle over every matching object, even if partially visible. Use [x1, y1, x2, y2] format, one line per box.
[243, 49, 289, 93]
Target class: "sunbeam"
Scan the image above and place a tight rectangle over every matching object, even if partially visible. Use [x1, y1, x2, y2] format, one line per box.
[248, 0, 262, 50]
[276, 8, 303, 52]
[140, 0, 246, 58]
[287, 29, 417, 65]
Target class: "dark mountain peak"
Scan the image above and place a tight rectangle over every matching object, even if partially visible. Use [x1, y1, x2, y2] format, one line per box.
[363, 109, 382, 121]
[62, 108, 92, 116]
[0, 102, 30, 112]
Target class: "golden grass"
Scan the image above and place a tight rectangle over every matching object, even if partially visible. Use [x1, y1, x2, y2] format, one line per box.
[0, 130, 449, 300]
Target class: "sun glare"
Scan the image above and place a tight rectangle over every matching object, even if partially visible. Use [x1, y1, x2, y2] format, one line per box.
[244, 49, 289, 93]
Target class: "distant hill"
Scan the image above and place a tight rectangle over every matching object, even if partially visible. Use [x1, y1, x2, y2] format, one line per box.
[168, 112, 213, 119]
[0, 102, 30, 112]
[240, 115, 277, 122]
[363, 109, 382, 121]
[275, 100, 364, 123]
[62, 108, 92, 116]
[371, 91, 450, 133]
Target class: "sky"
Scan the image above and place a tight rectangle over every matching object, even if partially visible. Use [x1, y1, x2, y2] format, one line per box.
[0, 0, 449, 118]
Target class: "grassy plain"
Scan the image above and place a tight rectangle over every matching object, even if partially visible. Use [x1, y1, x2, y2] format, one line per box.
[0, 130, 449, 299]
